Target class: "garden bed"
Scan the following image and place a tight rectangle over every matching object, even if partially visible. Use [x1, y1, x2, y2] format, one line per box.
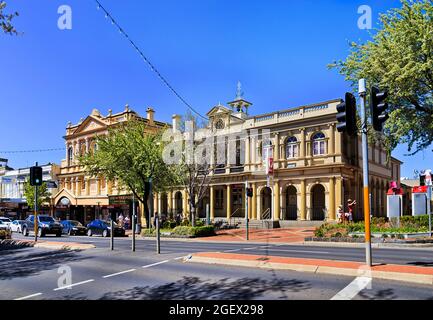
[141, 225, 216, 238]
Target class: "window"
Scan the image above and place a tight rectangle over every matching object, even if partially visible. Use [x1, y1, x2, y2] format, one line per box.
[215, 189, 224, 209]
[261, 140, 273, 161]
[312, 132, 326, 156]
[215, 119, 225, 130]
[285, 136, 298, 159]
[68, 147, 73, 163]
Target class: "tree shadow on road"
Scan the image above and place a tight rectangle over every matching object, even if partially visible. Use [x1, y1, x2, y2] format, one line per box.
[357, 288, 398, 300]
[0, 249, 88, 280]
[100, 276, 311, 300]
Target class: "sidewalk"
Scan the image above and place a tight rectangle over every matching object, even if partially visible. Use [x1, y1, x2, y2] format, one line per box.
[188, 252, 433, 285]
[3, 239, 95, 251]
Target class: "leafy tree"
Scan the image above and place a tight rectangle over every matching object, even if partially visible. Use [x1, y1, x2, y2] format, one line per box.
[176, 111, 213, 227]
[0, 1, 19, 35]
[329, 0, 433, 155]
[23, 179, 51, 211]
[79, 120, 180, 228]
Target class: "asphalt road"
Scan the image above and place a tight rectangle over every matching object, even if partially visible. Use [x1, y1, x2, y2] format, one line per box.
[11, 233, 433, 267]
[1, 233, 433, 300]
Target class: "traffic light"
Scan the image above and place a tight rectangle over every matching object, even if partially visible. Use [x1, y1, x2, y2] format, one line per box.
[336, 92, 357, 136]
[420, 174, 426, 187]
[370, 86, 389, 132]
[246, 188, 253, 198]
[29, 166, 43, 186]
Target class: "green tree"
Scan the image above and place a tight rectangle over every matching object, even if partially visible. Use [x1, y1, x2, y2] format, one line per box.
[79, 120, 180, 228]
[330, 0, 433, 154]
[23, 179, 51, 211]
[0, 1, 19, 35]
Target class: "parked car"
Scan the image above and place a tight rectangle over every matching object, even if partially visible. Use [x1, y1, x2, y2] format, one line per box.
[0, 217, 12, 229]
[22, 215, 63, 237]
[9, 220, 25, 233]
[60, 220, 87, 236]
[86, 219, 125, 237]
[0, 220, 9, 231]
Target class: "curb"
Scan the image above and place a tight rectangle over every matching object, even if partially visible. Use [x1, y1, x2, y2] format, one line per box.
[187, 253, 433, 285]
[33, 242, 96, 250]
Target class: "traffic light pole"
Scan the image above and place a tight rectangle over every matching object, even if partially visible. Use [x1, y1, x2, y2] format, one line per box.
[359, 79, 372, 267]
[245, 181, 249, 241]
[34, 162, 39, 243]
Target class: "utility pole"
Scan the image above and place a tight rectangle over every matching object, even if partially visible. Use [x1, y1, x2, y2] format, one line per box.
[359, 79, 372, 267]
[148, 178, 153, 230]
[156, 214, 160, 254]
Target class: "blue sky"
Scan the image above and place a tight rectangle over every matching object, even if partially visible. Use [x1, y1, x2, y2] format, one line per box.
[0, 0, 431, 177]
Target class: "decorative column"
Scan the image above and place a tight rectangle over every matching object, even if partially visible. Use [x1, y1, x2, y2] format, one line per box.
[329, 124, 335, 155]
[252, 183, 257, 220]
[86, 178, 90, 196]
[107, 180, 113, 195]
[158, 193, 162, 214]
[209, 186, 215, 220]
[273, 181, 280, 221]
[167, 191, 173, 215]
[85, 138, 90, 154]
[182, 189, 188, 215]
[251, 136, 257, 171]
[335, 178, 340, 211]
[329, 177, 336, 220]
[245, 136, 251, 171]
[76, 178, 81, 196]
[335, 131, 342, 155]
[97, 177, 101, 195]
[273, 133, 280, 170]
[300, 128, 306, 165]
[226, 185, 232, 220]
[300, 180, 306, 220]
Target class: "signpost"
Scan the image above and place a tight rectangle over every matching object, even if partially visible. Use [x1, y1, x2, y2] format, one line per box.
[132, 192, 136, 252]
[30, 162, 43, 242]
[245, 181, 249, 241]
[425, 170, 432, 237]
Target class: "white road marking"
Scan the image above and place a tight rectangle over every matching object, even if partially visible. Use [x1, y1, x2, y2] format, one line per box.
[53, 279, 95, 291]
[243, 247, 260, 250]
[174, 256, 186, 260]
[331, 277, 372, 300]
[103, 269, 136, 278]
[256, 248, 331, 254]
[224, 249, 241, 253]
[142, 260, 170, 268]
[14, 293, 43, 300]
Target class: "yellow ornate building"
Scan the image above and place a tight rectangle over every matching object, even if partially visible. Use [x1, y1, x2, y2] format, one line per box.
[156, 93, 402, 226]
[53, 106, 168, 224]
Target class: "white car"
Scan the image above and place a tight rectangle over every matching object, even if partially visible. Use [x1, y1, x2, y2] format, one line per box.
[9, 220, 24, 233]
[0, 217, 11, 229]
[0, 221, 9, 231]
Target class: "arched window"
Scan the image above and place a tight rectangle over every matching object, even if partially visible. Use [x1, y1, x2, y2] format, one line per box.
[312, 132, 326, 156]
[215, 119, 225, 130]
[68, 147, 73, 164]
[285, 136, 298, 159]
[261, 140, 273, 161]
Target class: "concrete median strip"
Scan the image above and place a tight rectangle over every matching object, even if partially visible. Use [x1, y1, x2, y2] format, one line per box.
[188, 252, 433, 285]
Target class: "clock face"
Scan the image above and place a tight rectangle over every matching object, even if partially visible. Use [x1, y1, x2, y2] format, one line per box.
[215, 119, 225, 130]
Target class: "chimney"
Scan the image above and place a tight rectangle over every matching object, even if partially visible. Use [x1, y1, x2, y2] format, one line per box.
[172, 114, 181, 132]
[146, 107, 155, 124]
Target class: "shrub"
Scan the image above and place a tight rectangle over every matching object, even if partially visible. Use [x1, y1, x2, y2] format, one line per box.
[162, 220, 177, 230]
[0, 230, 11, 240]
[181, 219, 191, 227]
[195, 220, 205, 227]
[172, 226, 215, 237]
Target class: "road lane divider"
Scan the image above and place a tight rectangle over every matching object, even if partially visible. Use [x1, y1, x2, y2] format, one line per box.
[14, 293, 43, 300]
[103, 269, 136, 278]
[54, 279, 95, 291]
[142, 260, 170, 268]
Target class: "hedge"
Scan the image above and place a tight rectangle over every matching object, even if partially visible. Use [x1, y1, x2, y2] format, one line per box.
[141, 226, 215, 238]
[0, 230, 11, 240]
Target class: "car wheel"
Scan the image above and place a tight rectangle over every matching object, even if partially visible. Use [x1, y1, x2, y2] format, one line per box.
[87, 229, 92, 237]
[22, 227, 28, 237]
[56, 232, 61, 237]
[68, 229, 73, 236]
[102, 230, 108, 238]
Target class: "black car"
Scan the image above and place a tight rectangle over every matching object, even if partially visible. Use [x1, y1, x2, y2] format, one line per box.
[60, 220, 87, 236]
[86, 219, 125, 237]
[22, 215, 63, 237]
